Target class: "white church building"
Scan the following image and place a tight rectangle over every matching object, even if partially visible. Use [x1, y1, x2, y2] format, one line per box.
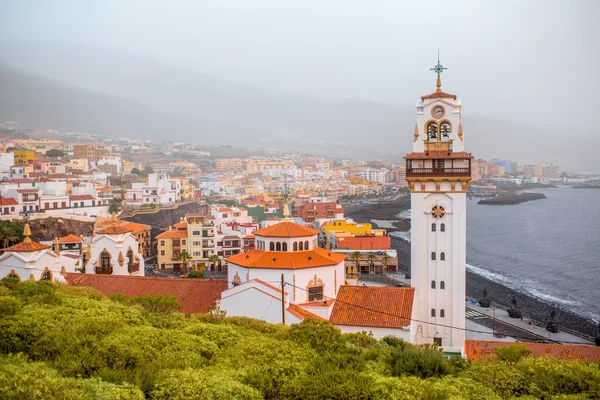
[85, 213, 145, 276]
[0, 224, 79, 282]
[219, 211, 347, 323]
[404, 58, 472, 355]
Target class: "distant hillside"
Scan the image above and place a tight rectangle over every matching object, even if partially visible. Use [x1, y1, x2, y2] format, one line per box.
[0, 63, 259, 141]
[1, 40, 598, 171]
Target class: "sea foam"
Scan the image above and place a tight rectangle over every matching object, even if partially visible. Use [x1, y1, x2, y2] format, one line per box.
[389, 230, 411, 243]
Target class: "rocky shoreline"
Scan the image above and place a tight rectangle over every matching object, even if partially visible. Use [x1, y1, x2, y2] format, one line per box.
[390, 236, 598, 339]
[344, 200, 598, 340]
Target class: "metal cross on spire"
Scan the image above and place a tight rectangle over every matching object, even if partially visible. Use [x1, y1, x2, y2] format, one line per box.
[430, 50, 447, 76]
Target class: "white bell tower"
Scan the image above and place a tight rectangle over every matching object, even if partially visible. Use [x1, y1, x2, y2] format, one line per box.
[407, 55, 473, 355]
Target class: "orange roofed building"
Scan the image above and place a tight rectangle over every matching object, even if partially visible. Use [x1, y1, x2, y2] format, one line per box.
[330, 285, 415, 340]
[219, 208, 348, 323]
[94, 216, 152, 257]
[66, 274, 226, 314]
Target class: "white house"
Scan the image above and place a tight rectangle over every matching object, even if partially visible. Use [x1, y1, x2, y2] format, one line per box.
[85, 214, 145, 276]
[219, 216, 347, 323]
[0, 224, 79, 282]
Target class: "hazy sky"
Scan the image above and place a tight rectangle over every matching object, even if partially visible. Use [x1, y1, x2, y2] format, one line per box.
[1, 0, 598, 131]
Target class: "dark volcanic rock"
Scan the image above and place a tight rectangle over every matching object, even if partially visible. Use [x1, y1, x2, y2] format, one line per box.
[478, 192, 546, 205]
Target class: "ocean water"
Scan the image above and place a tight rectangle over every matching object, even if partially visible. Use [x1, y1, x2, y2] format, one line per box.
[466, 187, 600, 321]
[389, 187, 600, 321]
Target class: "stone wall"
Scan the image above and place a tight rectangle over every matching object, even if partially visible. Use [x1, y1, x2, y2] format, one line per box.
[121, 201, 208, 238]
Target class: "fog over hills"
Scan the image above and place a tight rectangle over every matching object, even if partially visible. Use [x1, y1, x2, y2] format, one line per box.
[0, 40, 597, 172]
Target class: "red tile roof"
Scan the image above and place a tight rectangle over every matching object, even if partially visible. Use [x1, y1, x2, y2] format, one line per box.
[59, 234, 83, 243]
[330, 286, 414, 328]
[66, 274, 227, 314]
[16, 189, 38, 193]
[253, 278, 288, 295]
[288, 304, 324, 321]
[0, 198, 18, 206]
[421, 90, 457, 100]
[96, 225, 133, 235]
[70, 194, 95, 201]
[226, 247, 346, 269]
[8, 178, 34, 184]
[404, 151, 473, 159]
[465, 340, 600, 362]
[253, 221, 320, 238]
[3, 239, 51, 252]
[155, 231, 188, 239]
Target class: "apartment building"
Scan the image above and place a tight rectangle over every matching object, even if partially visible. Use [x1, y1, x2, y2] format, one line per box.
[156, 214, 216, 272]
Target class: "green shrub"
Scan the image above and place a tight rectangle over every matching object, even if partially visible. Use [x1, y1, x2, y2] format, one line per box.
[390, 344, 452, 378]
[152, 368, 262, 400]
[0, 354, 144, 399]
[494, 344, 532, 364]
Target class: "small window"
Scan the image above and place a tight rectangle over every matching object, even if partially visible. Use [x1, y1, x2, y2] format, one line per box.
[431, 223, 436, 232]
[160, 250, 165, 256]
[299, 241, 304, 251]
[431, 252, 436, 261]
[440, 309, 445, 318]
[440, 252, 445, 261]
[440, 223, 445, 232]
[431, 309, 436, 317]
[304, 240, 309, 250]
[440, 281, 445, 289]
[160, 240, 165, 246]
[431, 280, 436, 289]
[270, 242, 275, 251]
[308, 286, 324, 302]
[276, 242, 281, 251]
[282, 242, 288, 251]
[293, 242, 298, 251]
[433, 337, 442, 346]
[101, 252, 111, 268]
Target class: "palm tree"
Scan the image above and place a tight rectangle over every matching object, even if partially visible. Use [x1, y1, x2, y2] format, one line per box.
[366, 253, 377, 275]
[176, 250, 192, 274]
[0, 226, 18, 249]
[208, 254, 221, 276]
[381, 255, 391, 273]
[350, 251, 362, 274]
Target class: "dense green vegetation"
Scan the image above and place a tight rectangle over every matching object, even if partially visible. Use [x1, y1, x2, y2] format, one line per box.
[0, 279, 599, 399]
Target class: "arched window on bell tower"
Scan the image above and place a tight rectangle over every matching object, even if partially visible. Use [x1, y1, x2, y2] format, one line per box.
[440, 121, 451, 141]
[431, 223, 436, 232]
[427, 121, 438, 141]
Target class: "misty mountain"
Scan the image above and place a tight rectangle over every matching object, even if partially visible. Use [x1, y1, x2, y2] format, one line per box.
[0, 40, 597, 171]
[0, 63, 269, 141]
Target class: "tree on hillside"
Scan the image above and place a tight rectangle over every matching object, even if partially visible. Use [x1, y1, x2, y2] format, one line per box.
[131, 167, 141, 175]
[176, 250, 192, 274]
[45, 149, 64, 158]
[0, 221, 24, 248]
[108, 201, 120, 214]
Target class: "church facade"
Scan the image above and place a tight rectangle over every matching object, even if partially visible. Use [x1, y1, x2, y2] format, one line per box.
[405, 58, 472, 355]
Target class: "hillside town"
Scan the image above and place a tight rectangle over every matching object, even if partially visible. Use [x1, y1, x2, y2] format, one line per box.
[1, 64, 599, 368]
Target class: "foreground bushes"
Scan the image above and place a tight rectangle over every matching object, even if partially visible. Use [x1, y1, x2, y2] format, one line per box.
[0, 280, 599, 399]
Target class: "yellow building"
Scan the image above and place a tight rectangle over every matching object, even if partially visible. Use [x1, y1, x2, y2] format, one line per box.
[322, 220, 375, 236]
[122, 160, 135, 175]
[12, 150, 36, 165]
[156, 214, 215, 272]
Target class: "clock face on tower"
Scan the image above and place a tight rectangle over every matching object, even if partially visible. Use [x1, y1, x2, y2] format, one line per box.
[432, 106, 445, 119]
[431, 205, 445, 219]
